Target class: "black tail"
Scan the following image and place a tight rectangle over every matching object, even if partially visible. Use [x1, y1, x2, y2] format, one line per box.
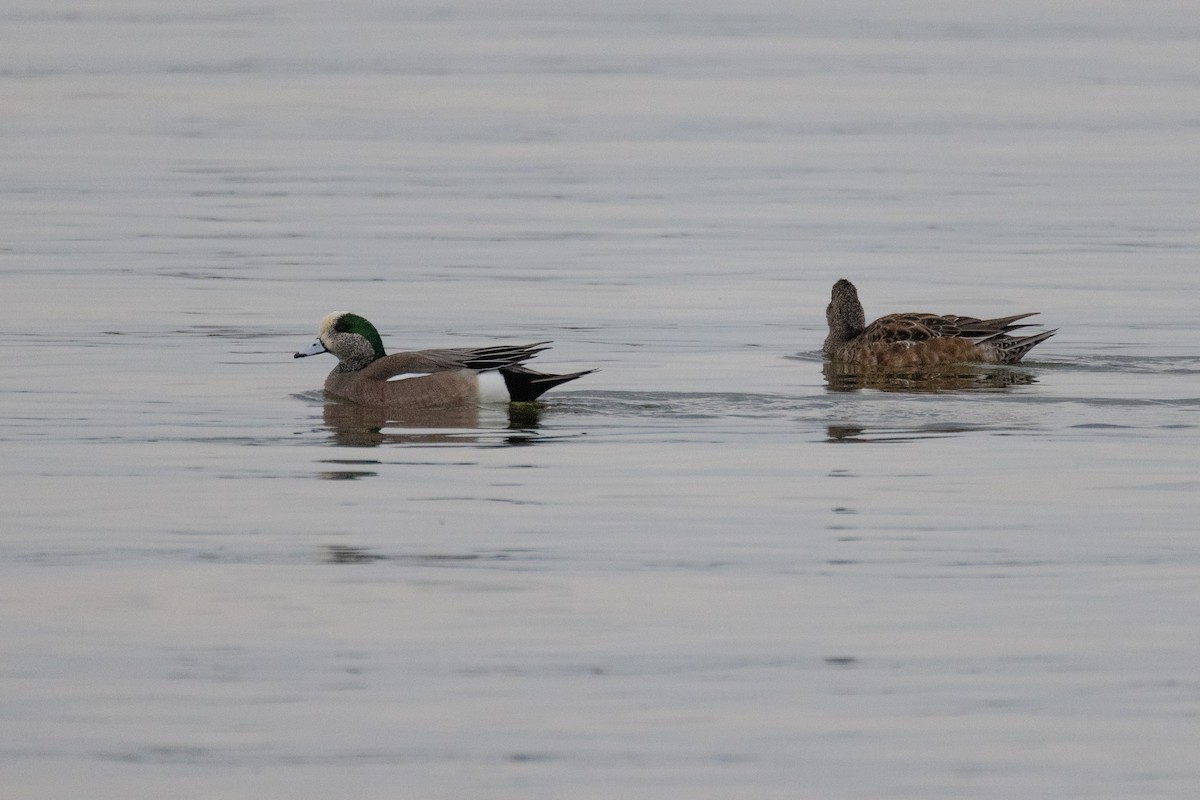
[499, 365, 595, 402]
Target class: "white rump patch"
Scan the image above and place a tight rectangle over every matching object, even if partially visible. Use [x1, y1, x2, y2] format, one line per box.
[476, 370, 511, 403]
[385, 372, 432, 382]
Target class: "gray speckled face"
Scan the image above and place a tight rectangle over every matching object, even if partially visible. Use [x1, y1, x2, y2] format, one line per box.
[294, 311, 350, 359]
[295, 312, 386, 372]
[325, 312, 386, 360]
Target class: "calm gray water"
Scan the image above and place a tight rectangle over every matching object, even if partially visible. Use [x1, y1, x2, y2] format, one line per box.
[3, 2, 1199, 797]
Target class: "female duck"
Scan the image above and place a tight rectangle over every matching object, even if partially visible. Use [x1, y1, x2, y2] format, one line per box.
[296, 312, 593, 407]
[823, 279, 1055, 369]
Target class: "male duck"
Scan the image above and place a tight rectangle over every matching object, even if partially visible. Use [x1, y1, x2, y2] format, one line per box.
[823, 279, 1055, 368]
[295, 312, 593, 407]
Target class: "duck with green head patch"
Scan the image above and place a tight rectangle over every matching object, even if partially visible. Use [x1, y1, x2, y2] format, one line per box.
[295, 312, 594, 407]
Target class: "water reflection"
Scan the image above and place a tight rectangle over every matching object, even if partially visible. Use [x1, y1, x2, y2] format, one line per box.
[826, 425, 866, 441]
[320, 400, 543, 447]
[315, 468, 379, 480]
[825, 424, 980, 443]
[822, 362, 1037, 393]
[322, 545, 388, 563]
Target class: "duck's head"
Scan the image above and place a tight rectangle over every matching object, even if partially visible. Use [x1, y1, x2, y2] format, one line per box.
[295, 312, 386, 371]
[824, 279, 866, 351]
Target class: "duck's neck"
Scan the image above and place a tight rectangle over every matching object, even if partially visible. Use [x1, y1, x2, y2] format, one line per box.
[824, 307, 865, 354]
[333, 355, 374, 373]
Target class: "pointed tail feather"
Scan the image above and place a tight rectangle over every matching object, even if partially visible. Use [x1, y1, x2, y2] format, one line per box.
[994, 329, 1057, 364]
[955, 312, 1041, 338]
[977, 312, 1041, 328]
[455, 342, 551, 371]
[500, 365, 596, 402]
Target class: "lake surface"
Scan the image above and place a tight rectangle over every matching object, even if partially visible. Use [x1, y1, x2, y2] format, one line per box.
[2, 1, 1198, 797]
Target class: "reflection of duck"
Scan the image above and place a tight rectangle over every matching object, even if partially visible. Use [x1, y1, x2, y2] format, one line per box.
[822, 360, 1037, 393]
[321, 400, 541, 447]
[824, 424, 980, 443]
[824, 279, 1055, 369]
[295, 312, 593, 407]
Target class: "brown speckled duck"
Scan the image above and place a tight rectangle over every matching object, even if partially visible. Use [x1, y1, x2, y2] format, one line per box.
[823, 279, 1055, 368]
[295, 312, 593, 407]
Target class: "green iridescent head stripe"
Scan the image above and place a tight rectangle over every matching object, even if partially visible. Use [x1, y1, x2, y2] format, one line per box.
[335, 313, 386, 359]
